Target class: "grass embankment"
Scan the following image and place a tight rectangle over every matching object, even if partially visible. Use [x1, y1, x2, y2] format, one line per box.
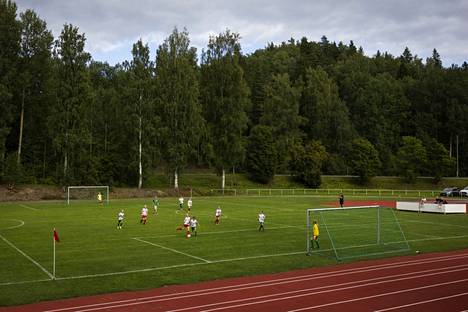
[2, 174, 468, 201]
[147, 172, 468, 193]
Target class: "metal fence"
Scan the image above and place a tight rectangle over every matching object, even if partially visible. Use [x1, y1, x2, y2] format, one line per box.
[210, 188, 441, 198]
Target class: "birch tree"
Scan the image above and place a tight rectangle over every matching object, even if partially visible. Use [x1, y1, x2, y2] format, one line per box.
[200, 30, 250, 188]
[49, 24, 91, 182]
[155, 28, 203, 189]
[129, 40, 154, 189]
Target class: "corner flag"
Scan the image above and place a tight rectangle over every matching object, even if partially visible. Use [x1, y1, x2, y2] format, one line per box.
[53, 228, 60, 279]
[53, 229, 60, 243]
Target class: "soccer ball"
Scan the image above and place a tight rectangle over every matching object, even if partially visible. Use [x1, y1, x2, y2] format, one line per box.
[187, 234, 191, 238]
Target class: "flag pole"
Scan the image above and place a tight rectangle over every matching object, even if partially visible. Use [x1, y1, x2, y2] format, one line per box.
[53, 228, 56, 279]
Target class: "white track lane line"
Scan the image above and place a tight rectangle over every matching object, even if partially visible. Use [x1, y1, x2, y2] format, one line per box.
[374, 291, 468, 312]
[286, 279, 468, 312]
[166, 265, 468, 312]
[43, 254, 468, 312]
[0, 234, 53, 280]
[72, 266, 468, 312]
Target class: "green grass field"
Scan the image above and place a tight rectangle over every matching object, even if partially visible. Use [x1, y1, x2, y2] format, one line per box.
[1, 195, 468, 306]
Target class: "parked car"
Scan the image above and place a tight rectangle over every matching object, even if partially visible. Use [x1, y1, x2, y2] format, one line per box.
[440, 187, 461, 197]
[460, 186, 468, 197]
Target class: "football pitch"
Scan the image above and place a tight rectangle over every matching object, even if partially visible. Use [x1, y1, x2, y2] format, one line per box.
[1, 196, 468, 306]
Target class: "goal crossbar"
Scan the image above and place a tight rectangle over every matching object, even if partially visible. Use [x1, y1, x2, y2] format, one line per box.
[67, 186, 109, 204]
[310, 205, 380, 212]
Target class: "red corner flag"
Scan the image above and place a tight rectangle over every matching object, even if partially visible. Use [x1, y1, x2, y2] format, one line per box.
[53, 229, 60, 243]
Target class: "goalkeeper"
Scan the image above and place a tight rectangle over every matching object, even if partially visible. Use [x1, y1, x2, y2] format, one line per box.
[311, 220, 320, 249]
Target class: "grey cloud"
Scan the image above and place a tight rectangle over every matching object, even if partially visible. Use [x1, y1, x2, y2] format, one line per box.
[14, 0, 468, 65]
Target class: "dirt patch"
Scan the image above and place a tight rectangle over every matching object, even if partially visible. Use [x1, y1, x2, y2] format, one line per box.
[0, 185, 63, 201]
[0, 185, 201, 202]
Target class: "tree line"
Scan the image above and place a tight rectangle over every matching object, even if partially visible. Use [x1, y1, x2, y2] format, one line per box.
[1, 0, 468, 188]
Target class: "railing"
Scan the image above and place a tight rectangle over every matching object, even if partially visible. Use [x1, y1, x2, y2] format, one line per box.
[210, 188, 441, 198]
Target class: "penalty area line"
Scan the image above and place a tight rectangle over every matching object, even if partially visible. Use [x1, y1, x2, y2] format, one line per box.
[18, 204, 39, 211]
[133, 225, 296, 240]
[133, 238, 212, 263]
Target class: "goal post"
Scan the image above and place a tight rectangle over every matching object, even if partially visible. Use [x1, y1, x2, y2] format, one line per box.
[307, 205, 410, 261]
[67, 186, 109, 205]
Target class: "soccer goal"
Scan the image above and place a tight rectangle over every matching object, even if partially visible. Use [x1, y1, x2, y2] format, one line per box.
[67, 186, 109, 205]
[306, 206, 410, 261]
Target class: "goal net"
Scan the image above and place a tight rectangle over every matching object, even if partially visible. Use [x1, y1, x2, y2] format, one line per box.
[67, 186, 109, 205]
[306, 206, 410, 261]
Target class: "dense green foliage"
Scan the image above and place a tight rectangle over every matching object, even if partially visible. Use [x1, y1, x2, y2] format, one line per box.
[1, 1, 467, 187]
[348, 138, 381, 183]
[244, 125, 277, 184]
[289, 140, 328, 187]
[1, 196, 468, 306]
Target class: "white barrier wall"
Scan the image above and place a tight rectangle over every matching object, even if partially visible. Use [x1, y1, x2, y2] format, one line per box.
[397, 202, 467, 214]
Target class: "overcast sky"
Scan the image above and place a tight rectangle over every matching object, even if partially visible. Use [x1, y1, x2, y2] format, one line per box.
[14, 0, 468, 66]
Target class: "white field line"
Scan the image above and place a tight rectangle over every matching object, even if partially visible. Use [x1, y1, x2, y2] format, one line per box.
[0, 219, 25, 230]
[0, 278, 51, 286]
[132, 238, 211, 263]
[374, 291, 468, 312]
[406, 234, 468, 243]
[215, 201, 304, 229]
[0, 233, 53, 280]
[404, 219, 468, 229]
[3, 236, 468, 288]
[202, 275, 468, 312]
[133, 225, 296, 240]
[49, 251, 306, 284]
[18, 203, 38, 211]
[55, 263, 468, 312]
[41, 253, 468, 312]
[226, 215, 303, 230]
[408, 232, 439, 238]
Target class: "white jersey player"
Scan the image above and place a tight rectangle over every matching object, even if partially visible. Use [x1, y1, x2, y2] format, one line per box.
[258, 211, 266, 232]
[117, 210, 124, 229]
[183, 214, 191, 236]
[140, 204, 148, 225]
[215, 206, 222, 225]
[178, 197, 184, 210]
[190, 216, 198, 236]
[187, 198, 193, 211]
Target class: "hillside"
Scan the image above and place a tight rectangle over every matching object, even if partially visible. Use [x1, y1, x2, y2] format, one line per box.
[1, 175, 468, 201]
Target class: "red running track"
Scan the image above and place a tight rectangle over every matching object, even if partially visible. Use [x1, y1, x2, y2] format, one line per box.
[3, 249, 468, 312]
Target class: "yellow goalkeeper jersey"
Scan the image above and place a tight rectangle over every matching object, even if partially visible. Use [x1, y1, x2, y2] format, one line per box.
[313, 224, 319, 236]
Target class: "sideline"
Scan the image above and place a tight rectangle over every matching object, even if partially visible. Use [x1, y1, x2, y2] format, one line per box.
[2, 238, 468, 287]
[0, 233, 53, 280]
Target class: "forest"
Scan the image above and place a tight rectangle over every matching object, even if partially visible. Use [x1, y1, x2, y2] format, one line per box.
[1, 0, 468, 188]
